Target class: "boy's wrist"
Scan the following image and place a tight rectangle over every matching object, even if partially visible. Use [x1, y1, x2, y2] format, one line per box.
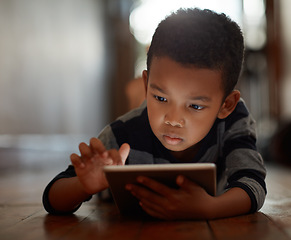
[73, 177, 94, 198]
[203, 188, 252, 219]
[200, 196, 217, 220]
[74, 176, 109, 196]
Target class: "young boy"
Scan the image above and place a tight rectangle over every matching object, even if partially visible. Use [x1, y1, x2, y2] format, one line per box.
[43, 8, 266, 220]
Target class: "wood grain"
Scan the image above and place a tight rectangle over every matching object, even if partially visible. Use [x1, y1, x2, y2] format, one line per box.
[0, 148, 291, 240]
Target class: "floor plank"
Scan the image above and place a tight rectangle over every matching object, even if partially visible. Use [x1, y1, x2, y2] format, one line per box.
[59, 203, 143, 240]
[209, 213, 290, 240]
[0, 205, 95, 240]
[139, 221, 214, 240]
[261, 164, 291, 238]
[0, 205, 42, 231]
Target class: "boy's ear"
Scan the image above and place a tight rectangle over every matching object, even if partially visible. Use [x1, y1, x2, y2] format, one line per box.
[142, 70, 148, 96]
[217, 90, 241, 119]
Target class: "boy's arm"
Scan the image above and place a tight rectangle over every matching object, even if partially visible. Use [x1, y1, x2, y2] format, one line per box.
[42, 165, 87, 214]
[126, 175, 251, 220]
[221, 100, 267, 212]
[47, 177, 93, 213]
[205, 186, 251, 219]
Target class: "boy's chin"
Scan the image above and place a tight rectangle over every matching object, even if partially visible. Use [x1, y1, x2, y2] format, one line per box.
[162, 140, 201, 155]
[162, 143, 187, 152]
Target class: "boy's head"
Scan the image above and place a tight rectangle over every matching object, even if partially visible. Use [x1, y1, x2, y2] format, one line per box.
[142, 8, 243, 158]
[146, 8, 244, 98]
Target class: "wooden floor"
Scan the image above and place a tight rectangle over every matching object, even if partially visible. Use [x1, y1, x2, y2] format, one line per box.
[0, 145, 291, 240]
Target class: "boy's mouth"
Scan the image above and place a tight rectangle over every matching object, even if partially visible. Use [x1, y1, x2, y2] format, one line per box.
[163, 134, 183, 145]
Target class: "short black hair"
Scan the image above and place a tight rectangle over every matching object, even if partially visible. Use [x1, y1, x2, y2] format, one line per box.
[147, 8, 244, 98]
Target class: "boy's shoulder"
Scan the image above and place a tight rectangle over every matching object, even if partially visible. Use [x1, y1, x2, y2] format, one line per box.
[225, 98, 252, 126]
[101, 101, 149, 138]
[98, 101, 153, 150]
[230, 98, 249, 118]
[222, 98, 256, 139]
[116, 101, 147, 124]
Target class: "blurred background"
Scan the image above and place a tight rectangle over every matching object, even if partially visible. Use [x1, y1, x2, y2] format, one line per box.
[0, 0, 290, 166]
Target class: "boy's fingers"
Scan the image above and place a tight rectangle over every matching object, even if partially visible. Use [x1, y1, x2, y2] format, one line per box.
[79, 142, 92, 158]
[107, 149, 121, 165]
[70, 153, 84, 168]
[136, 176, 172, 197]
[176, 175, 199, 192]
[89, 138, 107, 155]
[119, 143, 130, 165]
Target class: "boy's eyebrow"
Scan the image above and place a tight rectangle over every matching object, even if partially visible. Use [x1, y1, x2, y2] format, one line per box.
[189, 96, 212, 102]
[149, 83, 167, 94]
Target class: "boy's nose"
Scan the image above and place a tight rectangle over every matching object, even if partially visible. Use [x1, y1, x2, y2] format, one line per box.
[164, 110, 185, 127]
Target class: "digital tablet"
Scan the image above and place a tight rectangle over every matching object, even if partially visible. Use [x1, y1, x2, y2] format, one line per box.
[103, 163, 216, 215]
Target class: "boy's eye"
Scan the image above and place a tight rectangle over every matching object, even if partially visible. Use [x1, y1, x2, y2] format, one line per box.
[154, 95, 167, 102]
[190, 104, 204, 110]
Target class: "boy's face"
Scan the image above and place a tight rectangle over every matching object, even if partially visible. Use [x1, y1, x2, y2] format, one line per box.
[143, 56, 227, 153]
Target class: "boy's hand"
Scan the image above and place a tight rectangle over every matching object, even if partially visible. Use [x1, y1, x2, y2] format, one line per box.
[126, 175, 214, 220]
[70, 138, 130, 195]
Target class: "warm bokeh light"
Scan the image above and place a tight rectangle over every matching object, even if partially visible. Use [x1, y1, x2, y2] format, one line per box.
[129, 0, 242, 45]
